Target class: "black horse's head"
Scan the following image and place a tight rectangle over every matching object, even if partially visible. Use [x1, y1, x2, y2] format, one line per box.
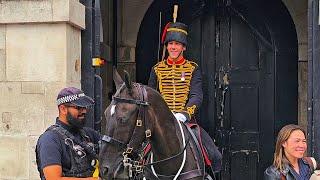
[99, 69, 150, 179]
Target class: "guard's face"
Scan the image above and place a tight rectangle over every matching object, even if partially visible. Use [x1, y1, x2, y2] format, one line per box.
[167, 41, 186, 59]
[282, 130, 307, 160]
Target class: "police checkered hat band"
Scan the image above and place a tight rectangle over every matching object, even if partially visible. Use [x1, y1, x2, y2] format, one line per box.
[56, 87, 94, 107]
[56, 93, 85, 106]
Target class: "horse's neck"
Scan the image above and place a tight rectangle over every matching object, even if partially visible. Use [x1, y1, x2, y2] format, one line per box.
[146, 88, 184, 159]
[149, 107, 183, 160]
[145, 89, 189, 175]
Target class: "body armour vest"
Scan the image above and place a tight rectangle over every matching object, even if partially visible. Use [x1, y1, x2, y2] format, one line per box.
[36, 125, 96, 179]
[154, 59, 197, 113]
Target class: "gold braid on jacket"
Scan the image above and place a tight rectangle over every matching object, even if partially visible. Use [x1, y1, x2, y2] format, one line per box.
[154, 59, 198, 118]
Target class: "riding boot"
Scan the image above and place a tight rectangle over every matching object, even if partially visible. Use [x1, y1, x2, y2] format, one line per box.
[200, 128, 222, 172]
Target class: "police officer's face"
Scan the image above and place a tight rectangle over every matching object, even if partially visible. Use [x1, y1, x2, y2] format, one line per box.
[64, 104, 88, 129]
[167, 41, 186, 59]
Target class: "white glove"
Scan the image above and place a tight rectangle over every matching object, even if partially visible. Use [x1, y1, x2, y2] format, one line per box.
[174, 113, 187, 123]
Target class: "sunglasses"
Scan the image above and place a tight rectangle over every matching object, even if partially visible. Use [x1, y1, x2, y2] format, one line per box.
[64, 104, 87, 110]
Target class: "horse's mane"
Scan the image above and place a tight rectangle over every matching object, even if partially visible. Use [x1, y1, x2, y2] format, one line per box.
[143, 84, 183, 149]
[144, 85, 173, 115]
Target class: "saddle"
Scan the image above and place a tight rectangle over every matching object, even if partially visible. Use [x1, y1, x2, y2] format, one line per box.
[186, 123, 212, 166]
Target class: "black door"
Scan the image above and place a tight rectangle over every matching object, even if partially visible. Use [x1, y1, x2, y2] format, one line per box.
[188, 3, 275, 179]
[214, 7, 274, 179]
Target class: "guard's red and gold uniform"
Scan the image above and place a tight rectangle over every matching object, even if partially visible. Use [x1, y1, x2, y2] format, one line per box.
[148, 21, 222, 172]
[148, 56, 203, 121]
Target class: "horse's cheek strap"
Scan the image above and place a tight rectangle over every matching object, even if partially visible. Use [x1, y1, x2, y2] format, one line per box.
[142, 87, 153, 140]
[145, 129, 152, 138]
[127, 104, 148, 151]
[136, 119, 142, 127]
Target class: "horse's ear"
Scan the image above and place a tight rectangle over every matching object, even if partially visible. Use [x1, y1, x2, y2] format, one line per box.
[113, 67, 124, 90]
[124, 70, 133, 94]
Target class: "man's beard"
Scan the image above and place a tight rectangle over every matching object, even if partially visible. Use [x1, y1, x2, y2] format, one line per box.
[66, 112, 86, 129]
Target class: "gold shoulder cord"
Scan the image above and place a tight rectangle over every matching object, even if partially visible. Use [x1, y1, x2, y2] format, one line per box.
[186, 105, 197, 118]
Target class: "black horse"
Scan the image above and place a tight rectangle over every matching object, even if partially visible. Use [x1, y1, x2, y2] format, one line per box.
[99, 70, 215, 180]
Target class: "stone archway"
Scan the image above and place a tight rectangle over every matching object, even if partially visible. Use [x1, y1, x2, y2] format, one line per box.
[135, 0, 298, 179]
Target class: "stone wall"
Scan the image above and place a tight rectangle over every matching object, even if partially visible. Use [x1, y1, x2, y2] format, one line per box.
[282, 0, 308, 130]
[0, 0, 85, 179]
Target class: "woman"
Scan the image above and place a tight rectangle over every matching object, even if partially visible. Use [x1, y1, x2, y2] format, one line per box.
[264, 124, 314, 180]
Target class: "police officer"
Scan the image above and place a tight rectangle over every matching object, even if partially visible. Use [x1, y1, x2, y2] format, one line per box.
[36, 87, 100, 180]
[148, 21, 222, 172]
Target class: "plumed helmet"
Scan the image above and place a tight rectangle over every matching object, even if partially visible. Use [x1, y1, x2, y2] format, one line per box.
[162, 22, 188, 46]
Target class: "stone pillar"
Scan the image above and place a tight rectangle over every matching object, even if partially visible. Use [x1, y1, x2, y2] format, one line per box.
[0, 0, 85, 179]
[282, 0, 308, 130]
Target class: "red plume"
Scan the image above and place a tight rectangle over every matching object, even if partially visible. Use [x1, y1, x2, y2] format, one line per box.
[161, 22, 171, 43]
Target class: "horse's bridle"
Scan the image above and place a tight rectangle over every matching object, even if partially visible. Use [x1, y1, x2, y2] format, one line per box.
[101, 83, 196, 179]
[101, 83, 152, 177]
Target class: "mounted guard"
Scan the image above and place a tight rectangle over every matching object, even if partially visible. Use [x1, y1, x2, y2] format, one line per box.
[148, 4, 222, 177]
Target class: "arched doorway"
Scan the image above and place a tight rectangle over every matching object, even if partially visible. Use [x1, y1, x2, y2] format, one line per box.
[136, 0, 298, 179]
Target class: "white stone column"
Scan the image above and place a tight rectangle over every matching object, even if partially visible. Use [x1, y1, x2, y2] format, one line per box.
[0, 0, 85, 179]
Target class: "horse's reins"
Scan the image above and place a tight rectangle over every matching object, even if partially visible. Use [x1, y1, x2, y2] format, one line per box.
[143, 137, 190, 180]
[101, 83, 190, 179]
[149, 117, 188, 180]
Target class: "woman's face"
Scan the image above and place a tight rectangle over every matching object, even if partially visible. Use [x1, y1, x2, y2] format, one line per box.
[282, 130, 307, 160]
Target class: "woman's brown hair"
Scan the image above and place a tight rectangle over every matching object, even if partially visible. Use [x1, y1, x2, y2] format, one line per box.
[273, 124, 306, 171]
